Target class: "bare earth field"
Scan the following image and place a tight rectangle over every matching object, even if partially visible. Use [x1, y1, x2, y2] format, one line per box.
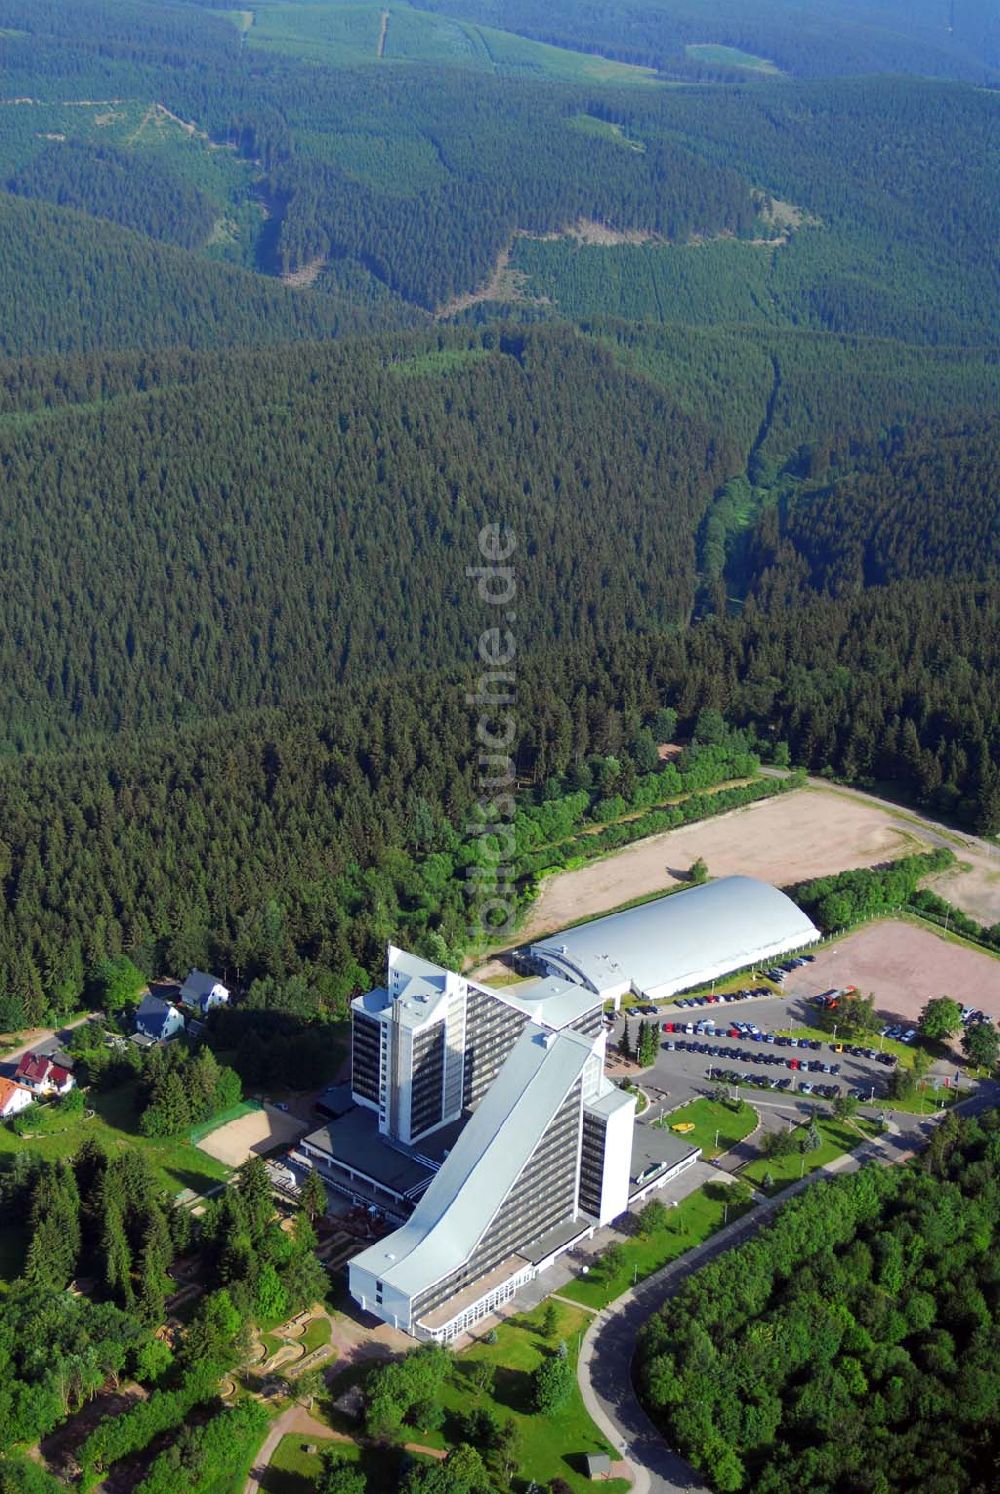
[516, 787, 926, 946]
[930, 860, 1000, 928]
[196, 1105, 307, 1167]
[785, 920, 1000, 1024]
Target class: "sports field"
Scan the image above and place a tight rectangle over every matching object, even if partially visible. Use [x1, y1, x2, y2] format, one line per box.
[196, 1103, 307, 1166]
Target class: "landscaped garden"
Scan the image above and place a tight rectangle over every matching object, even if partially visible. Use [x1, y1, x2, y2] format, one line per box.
[559, 1183, 753, 1311]
[657, 1096, 757, 1157]
[742, 1115, 868, 1193]
[364, 1299, 628, 1494]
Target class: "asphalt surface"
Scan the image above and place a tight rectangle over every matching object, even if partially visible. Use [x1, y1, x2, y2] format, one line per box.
[611, 985, 965, 1120]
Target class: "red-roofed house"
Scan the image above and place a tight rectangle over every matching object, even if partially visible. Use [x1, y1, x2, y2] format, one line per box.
[15, 1052, 75, 1096]
[0, 1076, 34, 1119]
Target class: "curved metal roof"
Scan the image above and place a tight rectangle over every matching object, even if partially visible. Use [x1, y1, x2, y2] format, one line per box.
[530, 876, 819, 997]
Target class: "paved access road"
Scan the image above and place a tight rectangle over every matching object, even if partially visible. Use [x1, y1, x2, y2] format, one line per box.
[0, 1012, 97, 1079]
[578, 1084, 999, 1494]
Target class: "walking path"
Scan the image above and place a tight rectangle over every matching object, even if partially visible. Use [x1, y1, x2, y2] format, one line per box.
[246, 1405, 347, 1494]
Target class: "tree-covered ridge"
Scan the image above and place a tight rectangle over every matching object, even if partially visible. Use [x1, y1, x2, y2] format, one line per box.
[0, 193, 409, 358]
[415, 0, 1000, 82]
[1, 323, 998, 751]
[750, 418, 1000, 595]
[2, 0, 996, 331]
[636, 1109, 1000, 1491]
[0, 326, 726, 747]
[1, 578, 999, 1027]
[6, 141, 218, 250]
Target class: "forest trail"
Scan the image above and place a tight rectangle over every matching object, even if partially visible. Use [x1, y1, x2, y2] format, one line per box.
[377, 9, 389, 59]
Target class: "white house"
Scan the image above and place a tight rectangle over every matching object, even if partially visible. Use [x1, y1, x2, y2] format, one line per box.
[134, 993, 186, 1042]
[179, 969, 230, 1014]
[14, 1052, 76, 1096]
[0, 1076, 34, 1119]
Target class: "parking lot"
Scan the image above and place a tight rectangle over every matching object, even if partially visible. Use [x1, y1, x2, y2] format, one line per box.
[609, 977, 965, 1121]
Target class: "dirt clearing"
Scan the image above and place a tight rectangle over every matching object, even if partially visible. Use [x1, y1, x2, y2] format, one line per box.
[515, 786, 927, 946]
[784, 920, 1000, 1025]
[196, 1104, 307, 1167]
[929, 860, 1000, 929]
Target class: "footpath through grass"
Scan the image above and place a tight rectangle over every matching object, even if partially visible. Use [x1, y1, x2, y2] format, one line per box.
[559, 1185, 748, 1311]
[657, 1097, 757, 1158]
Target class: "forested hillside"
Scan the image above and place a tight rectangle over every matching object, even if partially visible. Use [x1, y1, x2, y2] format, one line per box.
[417, 0, 1000, 81]
[0, 326, 730, 746]
[0, 194, 404, 357]
[0, 1, 996, 329]
[636, 1108, 1000, 1491]
[0, 0, 996, 1070]
[1, 577, 998, 1028]
[0, 323, 997, 751]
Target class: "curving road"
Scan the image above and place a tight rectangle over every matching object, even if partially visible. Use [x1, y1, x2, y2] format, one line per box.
[577, 1086, 998, 1493]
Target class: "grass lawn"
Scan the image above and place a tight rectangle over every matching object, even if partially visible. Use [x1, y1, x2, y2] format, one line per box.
[559, 1185, 750, 1311]
[883, 1086, 960, 1115]
[0, 1079, 230, 1198]
[265, 1433, 435, 1493]
[658, 1097, 756, 1158]
[301, 1315, 332, 1354]
[685, 42, 780, 72]
[264, 1433, 356, 1494]
[742, 1116, 862, 1193]
[440, 1300, 628, 1494]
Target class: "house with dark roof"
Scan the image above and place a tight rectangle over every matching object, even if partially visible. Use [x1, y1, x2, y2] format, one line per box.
[179, 969, 230, 1014]
[15, 1052, 75, 1096]
[134, 993, 185, 1042]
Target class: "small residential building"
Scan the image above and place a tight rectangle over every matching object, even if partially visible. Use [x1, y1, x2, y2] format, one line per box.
[179, 969, 230, 1014]
[134, 993, 185, 1042]
[0, 1076, 35, 1119]
[15, 1052, 76, 1096]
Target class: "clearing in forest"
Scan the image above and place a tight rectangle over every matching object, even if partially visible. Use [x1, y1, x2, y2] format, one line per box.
[782, 920, 1000, 1024]
[686, 43, 782, 73]
[513, 786, 928, 946]
[195, 1101, 307, 1166]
